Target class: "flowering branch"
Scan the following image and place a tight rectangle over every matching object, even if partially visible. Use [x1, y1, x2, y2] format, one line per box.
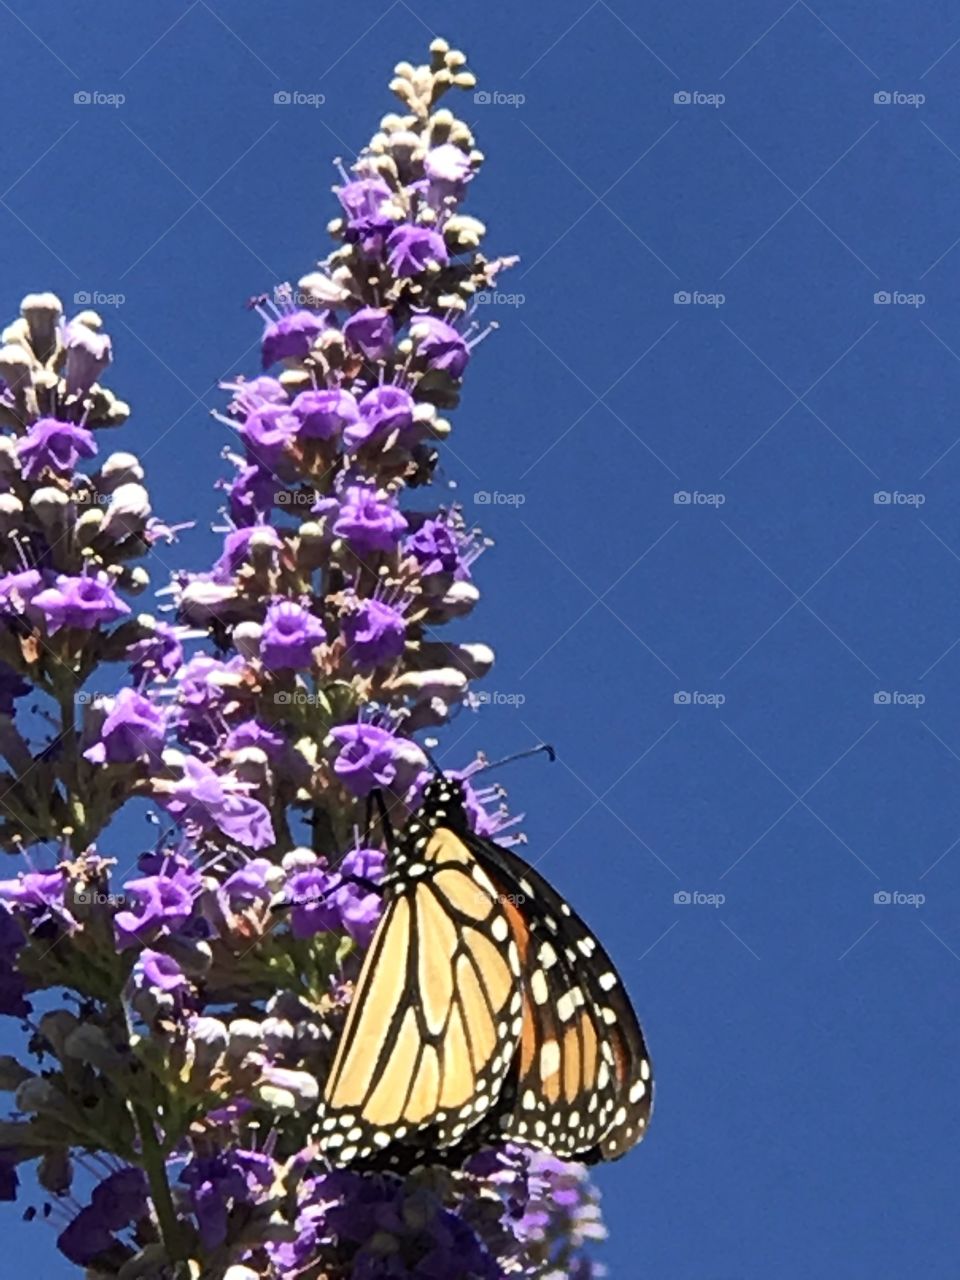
[0, 38, 612, 1279]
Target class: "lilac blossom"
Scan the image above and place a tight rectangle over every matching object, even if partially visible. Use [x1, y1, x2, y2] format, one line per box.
[16, 417, 97, 479]
[347, 384, 416, 449]
[290, 387, 359, 441]
[330, 722, 400, 795]
[333, 483, 408, 555]
[83, 688, 166, 764]
[387, 224, 449, 277]
[30, 572, 129, 633]
[260, 600, 326, 670]
[343, 307, 395, 360]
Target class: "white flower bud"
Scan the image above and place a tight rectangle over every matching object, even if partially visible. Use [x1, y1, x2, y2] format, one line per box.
[99, 451, 144, 489]
[231, 620, 263, 659]
[0, 343, 33, 391]
[388, 667, 468, 701]
[101, 481, 151, 539]
[20, 292, 62, 360]
[30, 486, 69, 528]
[297, 271, 351, 306]
[0, 493, 23, 531]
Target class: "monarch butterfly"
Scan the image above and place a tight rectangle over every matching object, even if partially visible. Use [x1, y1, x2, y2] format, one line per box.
[317, 772, 653, 1168]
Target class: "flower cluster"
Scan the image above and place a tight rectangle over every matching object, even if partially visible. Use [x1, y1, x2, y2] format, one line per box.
[0, 39, 609, 1279]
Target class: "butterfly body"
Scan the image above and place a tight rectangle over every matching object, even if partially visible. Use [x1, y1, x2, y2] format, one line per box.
[318, 776, 653, 1168]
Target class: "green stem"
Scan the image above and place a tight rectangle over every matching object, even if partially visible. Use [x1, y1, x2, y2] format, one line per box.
[133, 1102, 187, 1266]
[55, 683, 86, 846]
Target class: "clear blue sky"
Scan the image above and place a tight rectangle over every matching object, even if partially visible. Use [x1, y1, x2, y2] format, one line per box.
[2, 1, 960, 1275]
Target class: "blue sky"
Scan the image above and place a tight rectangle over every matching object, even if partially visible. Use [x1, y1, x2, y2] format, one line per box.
[2, 0, 960, 1274]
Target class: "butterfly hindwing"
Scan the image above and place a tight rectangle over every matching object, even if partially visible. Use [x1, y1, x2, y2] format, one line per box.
[465, 832, 654, 1161]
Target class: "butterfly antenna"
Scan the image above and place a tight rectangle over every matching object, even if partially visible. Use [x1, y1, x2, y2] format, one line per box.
[473, 743, 556, 776]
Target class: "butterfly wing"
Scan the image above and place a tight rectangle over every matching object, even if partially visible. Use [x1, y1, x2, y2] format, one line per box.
[470, 834, 653, 1162]
[319, 828, 524, 1165]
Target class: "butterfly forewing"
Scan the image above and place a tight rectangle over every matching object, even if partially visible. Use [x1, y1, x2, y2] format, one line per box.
[319, 819, 524, 1165]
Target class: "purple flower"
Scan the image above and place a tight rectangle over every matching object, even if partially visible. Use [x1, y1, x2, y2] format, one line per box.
[290, 387, 359, 441]
[333, 485, 408, 556]
[89, 1167, 149, 1232]
[212, 524, 282, 582]
[132, 948, 189, 995]
[412, 316, 470, 378]
[261, 600, 326, 670]
[127, 623, 184, 684]
[180, 1149, 275, 1249]
[0, 871, 68, 921]
[387, 224, 449, 277]
[239, 405, 300, 468]
[338, 177, 395, 234]
[285, 849, 383, 946]
[58, 1167, 149, 1264]
[343, 307, 395, 360]
[0, 569, 44, 615]
[225, 462, 277, 527]
[16, 417, 97, 480]
[218, 858, 274, 915]
[57, 1206, 114, 1265]
[159, 757, 275, 852]
[406, 517, 470, 579]
[347, 385, 416, 449]
[342, 595, 406, 670]
[30, 572, 129, 634]
[83, 688, 166, 764]
[330, 723, 400, 795]
[261, 310, 328, 368]
[114, 868, 198, 946]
